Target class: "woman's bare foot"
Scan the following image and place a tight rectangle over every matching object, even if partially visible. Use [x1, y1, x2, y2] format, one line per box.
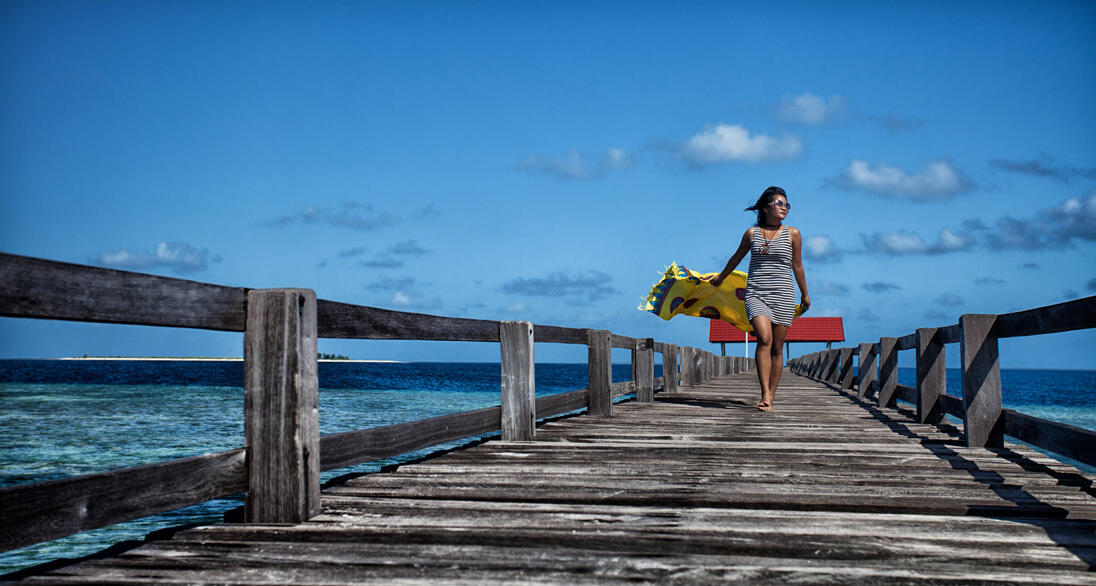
[756, 401, 772, 411]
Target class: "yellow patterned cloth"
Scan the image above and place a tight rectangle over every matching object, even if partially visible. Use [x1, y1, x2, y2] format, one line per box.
[639, 262, 802, 332]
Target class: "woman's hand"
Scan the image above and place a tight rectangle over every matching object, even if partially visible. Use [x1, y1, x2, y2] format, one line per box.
[710, 275, 724, 288]
[801, 293, 811, 312]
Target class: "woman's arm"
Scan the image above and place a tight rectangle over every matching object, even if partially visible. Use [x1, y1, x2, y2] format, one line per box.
[710, 228, 753, 288]
[789, 226, 810, 311]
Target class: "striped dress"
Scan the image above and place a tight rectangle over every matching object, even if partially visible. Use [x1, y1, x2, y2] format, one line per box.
[745, 225, 796, 326]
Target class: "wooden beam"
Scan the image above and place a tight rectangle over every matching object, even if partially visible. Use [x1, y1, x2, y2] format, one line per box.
[633, 338, 654, 402]
[319, 407, 502, 471]
[0, 252, 246, 331]
[959, 314, 1003, 448]
[662, 344, 678, 393]
[0, 449, 245, 553]
[857, 343, 877, 400]
[500, 321, 535, 441]
[877, 337, 898, 408]
[839, 348, 855, 390]
[244, 289, 320, 523]
[915, 328, 945, 425]
[587, 330, 612, 416]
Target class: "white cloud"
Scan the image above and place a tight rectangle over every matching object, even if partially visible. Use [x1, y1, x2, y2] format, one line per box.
[681, 124, 803, 166]
[388, 290, 443, 312]
[803, 235, 843, 263]
[861, 228, 975, 255]
[516, 148, 634, 180]
[603, 148, 635, 170]
[830, 160, 971, 200]
[774, 93, 847, 125]
[94, 242, 219, 274]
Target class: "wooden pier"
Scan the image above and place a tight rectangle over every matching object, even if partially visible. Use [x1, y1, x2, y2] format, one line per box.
[2, 252, 1096, 583]
[8, 373, 1096, 583]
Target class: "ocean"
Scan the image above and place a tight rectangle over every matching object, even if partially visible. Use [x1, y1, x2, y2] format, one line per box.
[0, 360, 1092, 575]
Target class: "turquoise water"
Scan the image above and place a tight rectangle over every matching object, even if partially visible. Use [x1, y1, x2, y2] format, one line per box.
[0, 361, 1091, 575]
[0, 360, 646, 575]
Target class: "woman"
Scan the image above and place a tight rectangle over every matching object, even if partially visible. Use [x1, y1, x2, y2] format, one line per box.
[710, 186, 810, 411]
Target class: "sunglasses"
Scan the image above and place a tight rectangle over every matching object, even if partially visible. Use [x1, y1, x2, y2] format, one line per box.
[770, 201, 792, 211]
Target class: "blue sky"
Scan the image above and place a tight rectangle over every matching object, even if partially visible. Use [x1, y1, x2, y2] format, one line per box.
[2, 1, 1094, 368]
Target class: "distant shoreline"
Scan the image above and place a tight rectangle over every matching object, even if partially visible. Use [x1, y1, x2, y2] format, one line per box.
[58, 357, 408, 363]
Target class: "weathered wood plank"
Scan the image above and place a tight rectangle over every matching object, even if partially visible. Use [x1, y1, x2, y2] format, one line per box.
[315, 299, 499, 341]
[916, 327, 945, 424]
[531, 324, 587, 344]
[535, 389, 588, 420]
[877, 337, 898, 408]
[319, 407, 502, 471]
[609, 333, 635, 349]
[15, 372, 1096, 584]
[500, 321, 535, 441]
[244, 289, 320, 523]
[959, 314, 1004, 448]
[0, 252, 246, 331]
[662, 344, 678, 393]
[0, 449, 246, 553]
[587, 330, 612, 416]
[633, 338, 654, 402]
[1004, 409, 1096, 468]
[995, 295, 1096, 338]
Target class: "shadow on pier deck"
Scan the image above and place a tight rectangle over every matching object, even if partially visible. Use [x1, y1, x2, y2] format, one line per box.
[18, 372, 1096, 584]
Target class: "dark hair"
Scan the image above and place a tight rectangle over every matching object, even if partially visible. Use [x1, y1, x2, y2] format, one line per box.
[744, 185, 788, 226]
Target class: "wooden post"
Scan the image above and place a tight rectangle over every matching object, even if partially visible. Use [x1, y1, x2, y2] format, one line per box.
[877, 337, 898, 408]
[827, 349, 841, 384]
[916, 327, 945, 425]
[244, 288, 320, 524]
[663, 344, 678, 393]
[634, 338, 654, 402]
[960, 314, 1003, 448]
[500, 321, 535, 441]
[839, 347, 855, 389]
[587, 329, 612, 416]
[857, 343, 877, 400]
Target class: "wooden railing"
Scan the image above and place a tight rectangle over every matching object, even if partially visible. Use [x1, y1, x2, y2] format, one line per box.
[0, 252, 753, 553]
[789, 298, 1096, 468]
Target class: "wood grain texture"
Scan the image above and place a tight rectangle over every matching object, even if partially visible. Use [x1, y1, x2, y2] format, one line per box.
[1003, 410, 1096, 468]
[610, 333, 635, 349]
[244, 289, 320, 523]
[319, 407, 502, 472]
[500, 321, 535, 441]
[916, 327, 946, 425]
[586, 329, 612, 417]
[316, 299, 499, 341]
[996, 296, 1096, 338]
[838, 348, 855, 390]
[0, 449, 246, 553]
[959, 314, 1003, 449]
[877, 337, 898, 408]
[535, 389, 588, 420]
[0, 252, 246, 331]
[633, 338, 654, 403]
[24, 372, 1096, 584]
[662, 344, 678, 394]
[531, 324, 587, 344]
[857, 343, 877, 401]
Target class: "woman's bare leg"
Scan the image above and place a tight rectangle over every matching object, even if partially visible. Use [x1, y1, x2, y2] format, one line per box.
[765, 324, 790, 407]
[750, 316, 774, 410]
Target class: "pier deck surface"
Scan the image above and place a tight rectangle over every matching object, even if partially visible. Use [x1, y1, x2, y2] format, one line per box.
[16, 372, 1096, 584]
